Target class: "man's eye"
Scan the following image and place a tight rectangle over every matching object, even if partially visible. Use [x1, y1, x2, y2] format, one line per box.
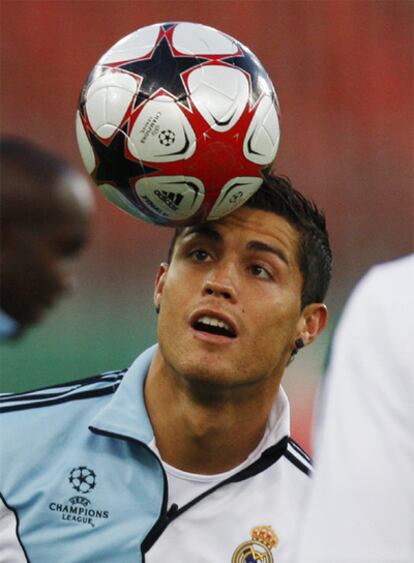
[190, 249, 210, 262]
[250, 265, 272, 279]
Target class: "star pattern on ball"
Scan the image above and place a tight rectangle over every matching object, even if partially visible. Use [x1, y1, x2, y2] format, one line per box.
[88, 126, 159, 194]
[76, 22, 280, 226]
[222, 47, 275, 106]
[114, 30, 209, 109]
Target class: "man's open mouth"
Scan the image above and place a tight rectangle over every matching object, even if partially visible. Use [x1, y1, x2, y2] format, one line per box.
[192, 315, 237, 338]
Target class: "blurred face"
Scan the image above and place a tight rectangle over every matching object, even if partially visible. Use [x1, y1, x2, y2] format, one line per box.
[154, 207, 322, 392]
[0, 172, 92, 332]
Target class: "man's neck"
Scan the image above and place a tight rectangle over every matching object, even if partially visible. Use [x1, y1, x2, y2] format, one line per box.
[144, 350, 280, 475]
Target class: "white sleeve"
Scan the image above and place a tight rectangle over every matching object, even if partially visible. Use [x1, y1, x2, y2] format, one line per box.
[296, 256, 414, 563]
[0, 495, 28, 562]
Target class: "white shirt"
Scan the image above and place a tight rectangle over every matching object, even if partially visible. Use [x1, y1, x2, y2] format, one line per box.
[296, 254, 414, 563]
[150, 398, 275, 508]
[146, 387, 313, 562]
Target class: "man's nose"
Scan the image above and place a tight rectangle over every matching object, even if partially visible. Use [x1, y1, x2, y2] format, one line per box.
[202, 263, 237, 302]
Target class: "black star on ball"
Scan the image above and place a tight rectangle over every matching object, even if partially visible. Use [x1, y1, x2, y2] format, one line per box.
[88, 125, 158, 196]
[222, 47, 275, 106]
[116, 34, 209, 109]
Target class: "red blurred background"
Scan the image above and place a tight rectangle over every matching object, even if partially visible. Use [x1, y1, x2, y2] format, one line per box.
[1, 0, 413, 451]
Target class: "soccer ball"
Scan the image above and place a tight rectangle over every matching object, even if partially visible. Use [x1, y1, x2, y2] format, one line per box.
[76, 22, 280, 226]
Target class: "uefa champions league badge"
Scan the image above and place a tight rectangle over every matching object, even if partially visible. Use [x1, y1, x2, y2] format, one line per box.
[48, 466, 111, 528]
[232, 525, 278, 562]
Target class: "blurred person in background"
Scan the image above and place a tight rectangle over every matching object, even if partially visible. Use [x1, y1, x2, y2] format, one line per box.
[0, 174, 331, 562]
[296, 253, 414, 563]
[0, 136, 94, 340]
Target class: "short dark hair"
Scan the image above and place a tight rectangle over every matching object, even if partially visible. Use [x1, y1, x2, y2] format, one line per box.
[168, 172, 332, 307]
[0, 136, 71, 225]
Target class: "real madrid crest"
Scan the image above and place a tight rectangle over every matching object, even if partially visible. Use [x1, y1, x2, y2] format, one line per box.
[232, 525, 278, 562]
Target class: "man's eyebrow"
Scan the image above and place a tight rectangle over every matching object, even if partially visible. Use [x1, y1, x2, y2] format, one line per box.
[181, 225, 222, 242]
[180, 229, 289, 264]
[246, 240, 289, 265]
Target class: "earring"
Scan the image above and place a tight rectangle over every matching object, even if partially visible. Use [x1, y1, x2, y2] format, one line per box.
[295, 338, 305, 350]
[291, 338, 305, 359]
[155, 305, 160, 315]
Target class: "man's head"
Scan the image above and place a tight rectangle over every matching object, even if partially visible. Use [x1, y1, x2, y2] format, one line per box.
[168, 173, 332, 309]
[154, 173, 332, 399]
[0, 136, 94, 337]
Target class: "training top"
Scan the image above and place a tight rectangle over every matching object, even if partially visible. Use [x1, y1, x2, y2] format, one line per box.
[296, 254, 414, 563]
[0, 345, 312, 563]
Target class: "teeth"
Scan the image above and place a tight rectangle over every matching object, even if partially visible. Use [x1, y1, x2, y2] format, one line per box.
[197, 315, 231, 332]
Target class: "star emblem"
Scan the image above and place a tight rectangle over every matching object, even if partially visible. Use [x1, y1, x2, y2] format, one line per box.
[112, 27, 209, 109]
[88, 125, 158, 198]
[222, 46, 276, 107]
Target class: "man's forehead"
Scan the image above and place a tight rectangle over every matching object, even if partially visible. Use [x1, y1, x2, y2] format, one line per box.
[178, 207, 300, 259]
[183, 208, 297, 240]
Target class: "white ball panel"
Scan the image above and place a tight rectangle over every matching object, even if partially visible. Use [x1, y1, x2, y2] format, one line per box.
[135, 176, 204, 220]
[129, 95, 196, 162]
[97, 124, 120, 138]
[173, 23, 238, 55]
[189, 66, 249, 131]
[99, 25, 160, 64]
[243, 96, 280, 165]
[87, 70, 137, 97]
[207, 177, 262, 220]
[75, 111, 96, 174]
[86, 72, 137, 139]
[98, 183, 153, 223]
[85, 88, 106, 136]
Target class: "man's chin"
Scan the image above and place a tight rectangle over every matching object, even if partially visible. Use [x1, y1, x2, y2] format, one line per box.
[176, 355, 244, 390]
[178, 350, 233, 378]
[160, 340, 245, 389]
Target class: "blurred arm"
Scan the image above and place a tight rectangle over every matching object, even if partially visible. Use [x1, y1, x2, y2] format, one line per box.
[296, 256, 414, 563]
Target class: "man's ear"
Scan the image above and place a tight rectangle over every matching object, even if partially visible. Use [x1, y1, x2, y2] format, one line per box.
[296, 303, 328, 347]
[154, 262, 169, 310]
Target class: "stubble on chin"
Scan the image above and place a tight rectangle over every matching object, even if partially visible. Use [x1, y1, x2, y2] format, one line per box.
[162, 347, 273, 407]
